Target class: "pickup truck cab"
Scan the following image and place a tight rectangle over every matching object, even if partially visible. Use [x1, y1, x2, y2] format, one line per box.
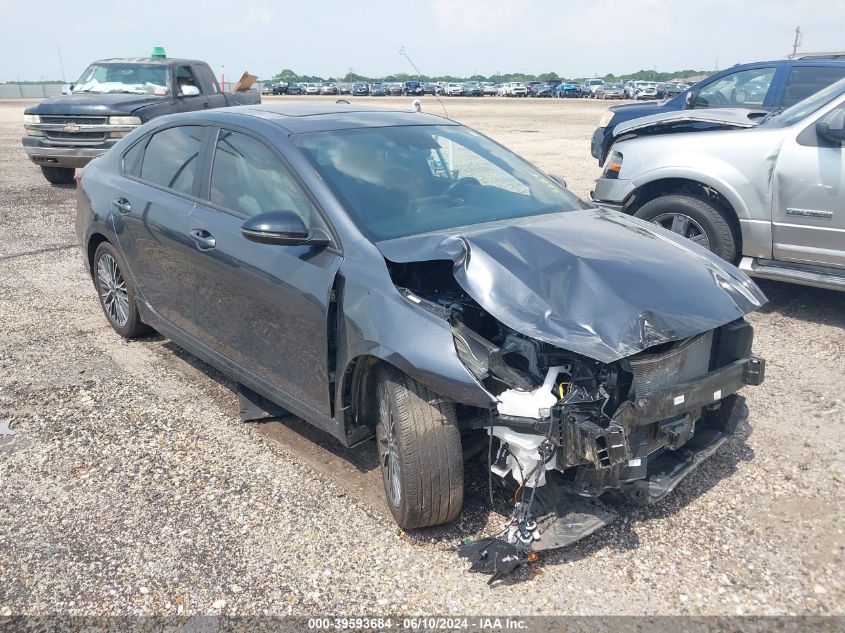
[591, 58, 845, 165]
[23, 55, 260, 184]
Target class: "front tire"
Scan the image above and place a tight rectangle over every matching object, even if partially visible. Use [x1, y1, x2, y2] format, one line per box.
[40, 166, 75, 185]
[92, 241, 150, 338]
[375, 366, 463, 529]
[634, 194, 738, 262]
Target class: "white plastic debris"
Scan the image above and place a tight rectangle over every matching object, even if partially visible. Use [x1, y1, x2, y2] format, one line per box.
[497, 366, 566, 418]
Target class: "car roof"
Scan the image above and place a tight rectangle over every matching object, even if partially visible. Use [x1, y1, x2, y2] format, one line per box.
[92, 57, 202, 66]
[187, 103, 457, 134]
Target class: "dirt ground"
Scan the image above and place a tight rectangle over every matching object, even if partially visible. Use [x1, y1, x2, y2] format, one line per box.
[0, 96, 843, 617]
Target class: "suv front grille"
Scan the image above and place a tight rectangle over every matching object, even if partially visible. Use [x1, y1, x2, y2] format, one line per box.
[39, 115, 108, 126]
[45, 131, 106, 140]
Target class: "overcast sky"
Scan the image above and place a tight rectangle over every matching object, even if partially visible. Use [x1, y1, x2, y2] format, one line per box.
[1, 0, 843, 82]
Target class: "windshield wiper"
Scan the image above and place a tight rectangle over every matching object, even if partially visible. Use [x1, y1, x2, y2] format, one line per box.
[759, 107, 784, 125]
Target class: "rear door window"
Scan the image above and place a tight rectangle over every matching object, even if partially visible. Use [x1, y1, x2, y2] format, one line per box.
[209, 129, 317, 226]
[782, 66, 845, 108]
[139, 125, 206, 195]
[694, 68, 776, 108]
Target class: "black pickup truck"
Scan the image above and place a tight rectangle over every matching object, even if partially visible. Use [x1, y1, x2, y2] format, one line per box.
[22, 56, 260, 184]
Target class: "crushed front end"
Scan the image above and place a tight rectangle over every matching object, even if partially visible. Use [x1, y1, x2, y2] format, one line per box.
[474, 320, 763, 552]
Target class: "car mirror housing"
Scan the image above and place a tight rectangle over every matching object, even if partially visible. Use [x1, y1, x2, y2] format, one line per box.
[684, 91, 695, 108]
[817, 108, 845, 144]
[241, 210, 329, 247]
[179, 85, 201, 97]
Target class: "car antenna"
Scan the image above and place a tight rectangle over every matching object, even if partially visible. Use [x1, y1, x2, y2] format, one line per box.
[399, 46, 449, 119]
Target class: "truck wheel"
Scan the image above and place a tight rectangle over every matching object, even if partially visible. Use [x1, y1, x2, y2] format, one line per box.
[375, 365, 463, 529]
[634, 194, 738, 262]
[92, 241, 150, 338]
[40, 166, 75, 185]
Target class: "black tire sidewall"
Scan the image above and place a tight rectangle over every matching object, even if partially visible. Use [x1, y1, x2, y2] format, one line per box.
[40, 166, 75, 185]
[634, 194, 738, 262]
[92, 242, 147, 338]
[375, 366, 463, 529]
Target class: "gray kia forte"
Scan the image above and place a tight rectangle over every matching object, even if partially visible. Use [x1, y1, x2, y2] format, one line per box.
[76, 103, 767, 559]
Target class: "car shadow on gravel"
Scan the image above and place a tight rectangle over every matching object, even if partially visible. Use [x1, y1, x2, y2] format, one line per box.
[755, 279, 845, 329]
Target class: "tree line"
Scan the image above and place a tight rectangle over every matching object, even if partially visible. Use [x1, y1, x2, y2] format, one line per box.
[270, 68, 712, 84]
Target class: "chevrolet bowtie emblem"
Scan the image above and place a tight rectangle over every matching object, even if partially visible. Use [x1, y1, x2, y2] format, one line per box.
[63, 123, 80, 133]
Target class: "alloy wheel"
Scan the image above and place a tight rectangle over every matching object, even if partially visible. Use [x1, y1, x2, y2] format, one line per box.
[377, 385, 402, 506]
[96, 253, 130, 327]
[651, 212, 712, 251]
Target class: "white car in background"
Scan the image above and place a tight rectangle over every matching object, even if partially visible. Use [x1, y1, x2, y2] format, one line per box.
[444, 83, 466, 96]
[585, 78, 606, 96]
[499, 82, 527, 97]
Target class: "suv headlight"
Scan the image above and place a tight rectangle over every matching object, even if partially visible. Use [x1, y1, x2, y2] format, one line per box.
[602, 150, 623, 179]
[598, 110, 615, 128]
[24, 114, 40, 123]
[108, 116, 142, 125]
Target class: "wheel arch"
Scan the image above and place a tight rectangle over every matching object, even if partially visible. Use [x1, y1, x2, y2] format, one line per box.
[626, 176, 745, 254]
[86, 232, 110, 276]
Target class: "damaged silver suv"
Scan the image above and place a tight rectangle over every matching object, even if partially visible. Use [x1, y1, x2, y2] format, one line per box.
[76, 104, 766, 562]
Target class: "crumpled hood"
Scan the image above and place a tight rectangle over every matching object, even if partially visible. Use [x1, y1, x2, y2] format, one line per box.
[376, 209, 767, 363]
[25, 93, 167, 117]
[613, 108, 765, 136]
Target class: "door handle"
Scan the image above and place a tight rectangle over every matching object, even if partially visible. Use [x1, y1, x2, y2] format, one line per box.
[189, 228, 216, 249]
[203, 101, 210, 108]
[112, 198, 131, 214]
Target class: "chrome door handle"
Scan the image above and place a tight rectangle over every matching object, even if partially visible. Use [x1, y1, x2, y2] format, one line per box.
[189, 229, 216, 249]
[113, 198, 131, 214]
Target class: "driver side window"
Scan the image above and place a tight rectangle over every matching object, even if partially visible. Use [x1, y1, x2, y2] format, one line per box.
[694, 68, 775, 108]
[176, 66, 201, 96]
[209, 129, 317, 227]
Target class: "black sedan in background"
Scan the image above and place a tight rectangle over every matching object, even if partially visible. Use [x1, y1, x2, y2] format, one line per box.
[352, 82, 369, 96]
[76, 104, 765, 551]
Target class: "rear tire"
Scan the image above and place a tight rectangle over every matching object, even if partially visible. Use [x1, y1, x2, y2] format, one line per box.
[92, 241, 150, 338]
[375, 365, 463, 529]
[634, 194, 738, 262]
[40, 166, 75, 185]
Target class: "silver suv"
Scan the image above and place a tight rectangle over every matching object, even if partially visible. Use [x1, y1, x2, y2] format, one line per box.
[592, 78, 845, 292]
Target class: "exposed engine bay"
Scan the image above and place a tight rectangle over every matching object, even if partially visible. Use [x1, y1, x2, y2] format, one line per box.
[387, 258, 765, 582]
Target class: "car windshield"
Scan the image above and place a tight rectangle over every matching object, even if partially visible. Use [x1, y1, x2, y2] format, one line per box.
[74, 63, 168, 94]
[293, 124, 586, 241]
[762, 77, 845, 127]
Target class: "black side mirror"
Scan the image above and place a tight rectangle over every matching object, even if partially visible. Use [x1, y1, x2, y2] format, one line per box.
[241, 210, 330, 247]
[816, 108, 845, 144]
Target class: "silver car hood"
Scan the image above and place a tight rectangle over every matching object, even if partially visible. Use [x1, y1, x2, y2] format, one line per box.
[614, 108, 766, 136]
[376, 209, 767, 363]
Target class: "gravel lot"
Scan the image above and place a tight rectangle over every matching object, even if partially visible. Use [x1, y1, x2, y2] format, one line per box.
[0, 96, 843, 617]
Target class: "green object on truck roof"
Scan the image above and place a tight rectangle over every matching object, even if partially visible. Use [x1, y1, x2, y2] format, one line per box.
[151, 46, 166, 59]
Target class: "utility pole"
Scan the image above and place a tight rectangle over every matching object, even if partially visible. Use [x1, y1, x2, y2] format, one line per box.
[57, 44, 66, 82]
[792, 26, 802, 57]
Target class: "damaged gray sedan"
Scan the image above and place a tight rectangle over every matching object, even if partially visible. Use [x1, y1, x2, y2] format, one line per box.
[76, 104, 766, 559]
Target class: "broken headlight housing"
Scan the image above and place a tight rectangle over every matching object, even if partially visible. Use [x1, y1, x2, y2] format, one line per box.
[452, 323, 495, 380]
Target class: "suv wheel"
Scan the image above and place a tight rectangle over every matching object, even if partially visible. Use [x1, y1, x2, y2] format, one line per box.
[375, 366, 463, 529]
[634, 194, 738, 262]
[40, 166, 75, 185]
[92, 241, 150, 338]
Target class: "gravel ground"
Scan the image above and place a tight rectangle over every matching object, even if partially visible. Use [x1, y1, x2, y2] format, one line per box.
[0, 96, 843, 617]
